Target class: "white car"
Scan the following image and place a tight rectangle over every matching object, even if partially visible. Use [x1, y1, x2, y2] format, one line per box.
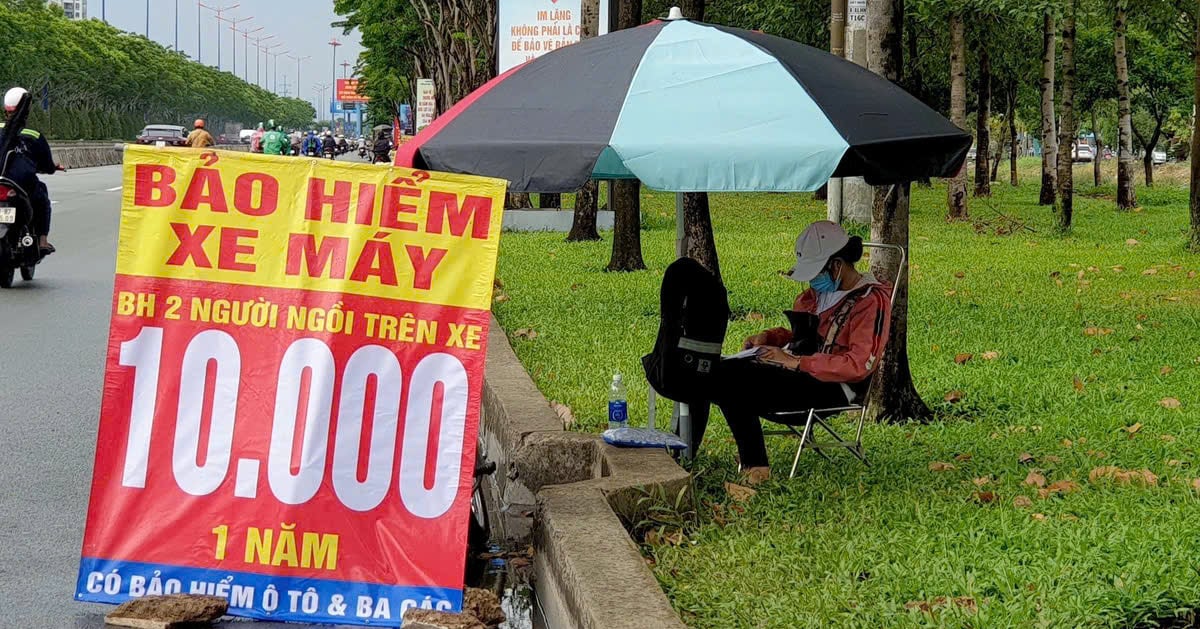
[1071, 144, 1094, 163]
[1152, 150, 1168, 165]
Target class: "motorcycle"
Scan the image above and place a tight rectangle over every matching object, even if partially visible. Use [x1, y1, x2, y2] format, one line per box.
[358, 146, 368, 160]
[0, 92, 48, 288]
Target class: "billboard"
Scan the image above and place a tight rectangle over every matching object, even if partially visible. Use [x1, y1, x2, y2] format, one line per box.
[77, 146, 508, 625]
[336, 79, 369, 104]
[498, 0, 610, 74]
[415, 79, 436, 133]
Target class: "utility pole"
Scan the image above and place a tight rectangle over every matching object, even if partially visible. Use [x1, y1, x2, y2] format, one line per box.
[145, 0, 149, 38]
[827, 0, 847, 223]
[329, 39, 343, 127]
[175, 0, 179, 52]
[253, 34, 275, 86]
[315, 83, 331, 123]
[197, 0, 201, 63]
[199, 2, 240, 70]
[101, 0, 106, 23]
[264, 43, 284, 91]
[271, 50, 290, 93]
[341, 61, 352, 78]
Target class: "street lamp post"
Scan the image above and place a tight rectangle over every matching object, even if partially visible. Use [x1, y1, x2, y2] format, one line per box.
[236, 26, 263, 83]
[288, 55, 312, 99]
[145, 0, 149, 37]
[216, 15, 252, 74]
[253, 34, 275, 86]
[263, 43, 284, 91]
[175, 0, 179, 52]
[329, 39, 343, 127]
[314, 83, 330, 122]
[198, 2, 240, 70]
[270, 50, 290, 94]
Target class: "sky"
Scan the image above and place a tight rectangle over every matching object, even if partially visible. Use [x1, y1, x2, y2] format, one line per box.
[88, 0, 364, 115]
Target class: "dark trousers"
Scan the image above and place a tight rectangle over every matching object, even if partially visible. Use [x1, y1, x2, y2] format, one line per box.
[713, 359, 849, 468]
[31, 181, 50, 235]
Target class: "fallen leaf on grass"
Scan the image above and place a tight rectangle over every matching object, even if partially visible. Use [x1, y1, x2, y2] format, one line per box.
[513, 328, 539, 340]
[1161, 366, 1174, 376]
[929, 461, 958, 472]
[1042, 455, 1062, 464]
[972, 476, 991, 487]
[1024, 471, 1047, 488]
[1018, 452, 1036, 465]
[1142, 268, 1158, 275]
[974, 491, 996, 504]
[1089, 466, 1158, 487]
[1013, 495, 1033, 508]
[944, 289, 958, 297]
[745, 311, 765, 322]
[1191, 271, 1199, 279]
[724, 482, 757, 503]
[1031, 513, 1047, 521]
[944, 390, 964, 404]
[1084, 327, 1114, 337]
[954, 353, 973, 365]
[953, 597, 978, 614]
[1161, 434, 1177, 443]
[1038, 480, 1080, 499]
[493, 292, 510, 303]
[1124, 422, 1143, 437]
[1168, 459, 1184, 467]
[955, 453, 973, 462]
[549, 402, 575, 429]
[954, 271, 965, 279]
[1126, 239, 1140, 246]
[1160, 397, 1182, 409]
[1062, 439, 1074, 447]
[981, 351, 1000, 360]
[1192, 478, 1200, 491]
[1073, 376, 1085, 392]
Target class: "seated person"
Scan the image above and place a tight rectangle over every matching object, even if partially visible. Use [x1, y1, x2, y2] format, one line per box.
[714, 221, 892, 484]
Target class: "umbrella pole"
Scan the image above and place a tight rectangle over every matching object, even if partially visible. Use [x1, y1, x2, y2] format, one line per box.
[673, 191, 695, 460]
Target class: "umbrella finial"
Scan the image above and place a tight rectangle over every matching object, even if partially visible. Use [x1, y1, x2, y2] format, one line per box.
[666, 6, 685, 20]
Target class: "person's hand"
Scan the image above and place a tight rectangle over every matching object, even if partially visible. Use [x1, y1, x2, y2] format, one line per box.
[742, 333, 767, 350]
[755, 346, 800, 370]
[55, 164, 66, 172]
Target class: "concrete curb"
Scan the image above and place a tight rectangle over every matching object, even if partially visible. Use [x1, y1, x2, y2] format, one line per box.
[48, 143, 249, 169]
[480, 317, 689, 629]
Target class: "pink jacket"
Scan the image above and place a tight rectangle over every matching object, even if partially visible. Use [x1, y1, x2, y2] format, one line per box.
[758, 279, 893, 384]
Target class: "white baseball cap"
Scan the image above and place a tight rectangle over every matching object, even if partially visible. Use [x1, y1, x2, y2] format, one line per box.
[4, 87, 28, 112]
[787, 221, 850, 283]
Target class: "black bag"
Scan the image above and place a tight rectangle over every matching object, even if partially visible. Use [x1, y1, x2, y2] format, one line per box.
[783, 310, 820, 356]
[641, 258, 730, 404]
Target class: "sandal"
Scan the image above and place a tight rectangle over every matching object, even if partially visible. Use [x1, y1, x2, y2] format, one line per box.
[40, 243, 56, 256]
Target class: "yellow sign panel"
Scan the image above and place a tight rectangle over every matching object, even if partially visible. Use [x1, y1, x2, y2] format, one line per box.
[117, 145, 508, 311]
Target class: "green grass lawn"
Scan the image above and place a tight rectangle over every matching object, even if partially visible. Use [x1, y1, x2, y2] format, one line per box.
[494, 161, 1200, 628]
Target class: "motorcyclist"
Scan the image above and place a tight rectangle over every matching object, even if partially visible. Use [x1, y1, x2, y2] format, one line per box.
[261, 120, 289, 156]
[1, 87, 60, 254]
[289, 130, 302, 155]
[250, 122, 265, 153]
[186, 119, 215, 148]
[372, 128, 393, 163]
[321, 131, 338, 157]
[302, 130, 321, 155]
[336, 134, 349, 154]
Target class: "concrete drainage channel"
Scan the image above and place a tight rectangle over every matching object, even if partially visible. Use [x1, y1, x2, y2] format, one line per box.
[478, 318, 690, 629]
[49, 142, 249, 169]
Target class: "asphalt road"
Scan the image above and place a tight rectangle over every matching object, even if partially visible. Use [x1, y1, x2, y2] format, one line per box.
[0, 160, 370, 628]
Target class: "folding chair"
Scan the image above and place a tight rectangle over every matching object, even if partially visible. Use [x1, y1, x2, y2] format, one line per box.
[761, 243, 906, 478]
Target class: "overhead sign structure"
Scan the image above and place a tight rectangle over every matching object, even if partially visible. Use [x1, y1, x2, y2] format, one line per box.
[77, 146, 507, 625]
[336, 78, 369, 104]
[415, 79, 436, 133]
[497, 0, 610, 74]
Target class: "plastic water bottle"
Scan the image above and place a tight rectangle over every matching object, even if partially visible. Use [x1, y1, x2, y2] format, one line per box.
[608, 373, 628, 430]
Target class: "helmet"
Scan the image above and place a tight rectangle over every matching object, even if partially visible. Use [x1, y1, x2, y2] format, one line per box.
[4, 87, 28, 112]
[194, 119, 206, 129]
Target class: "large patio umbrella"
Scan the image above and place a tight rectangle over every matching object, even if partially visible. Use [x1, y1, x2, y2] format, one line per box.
[396, 17, 971, 192]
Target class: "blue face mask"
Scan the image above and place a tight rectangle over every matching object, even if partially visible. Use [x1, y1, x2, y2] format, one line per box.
[810, 271, 838, 293]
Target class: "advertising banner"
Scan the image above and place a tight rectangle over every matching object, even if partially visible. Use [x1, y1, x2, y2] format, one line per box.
[498, 0, 610, 74]
[336, 78, 369, 104]
[77, 145, 507, 625]
[415, 79, 436, 133]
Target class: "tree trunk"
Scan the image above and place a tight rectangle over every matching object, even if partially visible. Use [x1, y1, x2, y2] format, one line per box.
[567, 181, 601, 241]
[1114, 0, 1138, 210]
[990, 110, 1004, 183]
[607, 0, 645, 272]
[1055, 2, 1076, 233]
[1008, 82, 1019, 186]
[607, 180, 645, 272]
[539, 193, 562, 208]
[1190, 6, 1200, 251]
[1092, 109, 1103, 186]
[1144, 151, 1154, 187]
[947, 13, 969, 220]
[1039, 12, 1058, 206]
[814, 182, 829, 200]
[867, 0, 931, 422]
[506, 192, 532, 209]
[683, 192, 720, 279]
[567, 0, 602, 241]
[974, 44, 991, 197]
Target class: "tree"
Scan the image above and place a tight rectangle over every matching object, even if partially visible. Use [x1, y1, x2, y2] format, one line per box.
[1055, 0, 1077, 232]
[566, 0, 602, 242]
[1039, 9, 1058, 205]
[1128, 28, 1191, 187]
[1075, 25, 1117, 187]
[608, 0, 647, 272]
[1114, 0, 1138, 209]
[1190, 4, 1200, 249]
[866, 0, 931, 422]
[947, 11, 969, 219]
[676, 0, 722, 277]
[973, 27, 991, 197]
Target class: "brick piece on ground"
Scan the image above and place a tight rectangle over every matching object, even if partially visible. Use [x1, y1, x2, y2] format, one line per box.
[463, 587, 506, 628]
[104, 594, 227, 629]
[403, 608, 487, 629]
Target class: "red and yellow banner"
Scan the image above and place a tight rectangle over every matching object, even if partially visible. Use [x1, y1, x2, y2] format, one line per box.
[336, 78, 369, 103]
[77, 146, 506, 625]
